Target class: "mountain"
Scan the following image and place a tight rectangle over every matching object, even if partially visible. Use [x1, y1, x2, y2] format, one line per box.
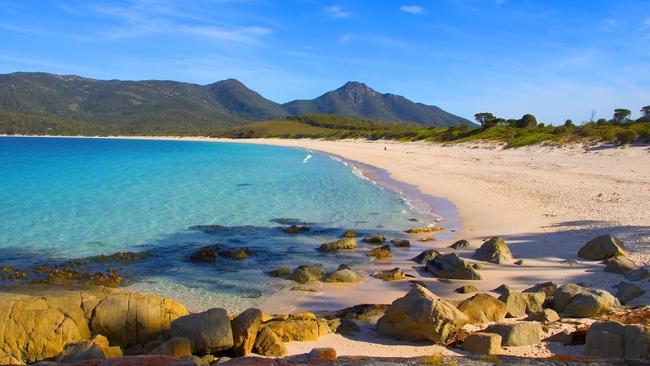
[205, 78, 286, 121]
[284, 81, 470, 127]
[0, 72, 472, 135]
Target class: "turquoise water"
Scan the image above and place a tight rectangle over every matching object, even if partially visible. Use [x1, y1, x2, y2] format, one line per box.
[0, 137, 429, 310]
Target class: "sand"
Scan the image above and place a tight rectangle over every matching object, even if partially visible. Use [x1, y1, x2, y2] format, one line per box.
[5, 135, 649, 358]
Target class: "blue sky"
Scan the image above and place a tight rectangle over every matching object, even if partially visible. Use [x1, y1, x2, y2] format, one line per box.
[1, 0, 649, 123]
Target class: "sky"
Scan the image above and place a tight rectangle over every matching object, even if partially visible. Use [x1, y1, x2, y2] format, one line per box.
[1, 0, 649, 123]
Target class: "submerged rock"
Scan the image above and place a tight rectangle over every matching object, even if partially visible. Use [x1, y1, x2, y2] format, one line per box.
[361, 233, 386, 244]
[371, 268, 408, 281]
[376, 285, 468, 343]
[289, 265, 325, 284]
[425, 253, 482, 280]
[268, 267, 291, 277]
[190, 245, 218, 263]
[318, 238, 358, 252]
[342, 230, 359, 238]
[324, 265, 364, 283]
[410, 249, 440, 264]
[474, 236, 514, 264]
[0, 265, 27, 280]
[281, 225, 310, 234]
[390, 239, 411, 247]
[405, 226, 443, 234]
[367, 245, 392, 259]
[578, 234, 627, 260]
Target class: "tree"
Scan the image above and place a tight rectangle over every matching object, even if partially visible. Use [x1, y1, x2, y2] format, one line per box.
[564, 119, 574, 127]
[613, 108, 631, 124]
[516, 114, 538, 128]
[640, 106, 650, 121]
[474, 112, 497, 130]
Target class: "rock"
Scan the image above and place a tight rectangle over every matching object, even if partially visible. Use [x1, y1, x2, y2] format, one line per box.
[405, 226, 443, 234]
[514, 259, 524, 266]
[485, 322, 543, 347]
[524, 282, 557, 298]
[361, 234, 386, 244]
[217, 248, 255, 261]
[170, 308, 233, 355]
[553, 283, 619, 317]
[625, 267, 650, 282]
[83, 251, 151, 265]
[253, 327, 287, 358]
[231, 308, 262, 357]
[425, 253, 482, 280]
[455, 285, 478, 294]
[190, 246, 218, 263]
[463, 333, 502, 355]
[614, 282, 644, 305]
[324, 266, 363, 283]
[148, 337, 192, 358]
[410, 249, 440, 264]
[0, 287, 188, 365]
[262, 313, 330, 342]
[0, 265, 27, 280]
[457, 294, 508, 323]
[604, 256, 638, 274]
[281, 225, 310, 234]
[376, 285, 468, 343]
[367, 245, 392, 259]
[56, 335, 123, 363]
[371, 268, 407, 281]
[325, 304, 389, 322]
[390, 239, 411, 247]
[418, 237, 436, 242]
[305, 347, 337, 361]
[525, 309, 560, 324]
[578, 234, 626, 260]
[318, 238, 358, 252]
[499, 292, 546, 318]
[327, 318, 360, 335]
[342, 230, 359, 238]
[474, 237, 513, 264]
[585, 321, 650, 360]
[492, 284, 511, 296]
[289, 265, 325, 284]
[449, 240, 469, 250]
[267, 267, 290, 277]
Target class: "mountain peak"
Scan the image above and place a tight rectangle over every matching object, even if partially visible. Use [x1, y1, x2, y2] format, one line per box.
[209, 78, 247, 89]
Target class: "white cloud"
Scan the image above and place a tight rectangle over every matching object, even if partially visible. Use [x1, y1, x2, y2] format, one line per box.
[338, 34, 352, 44]
[182, 25, 272, 43]
[324, 5, 352, 19]
[400, 5, 425, 14]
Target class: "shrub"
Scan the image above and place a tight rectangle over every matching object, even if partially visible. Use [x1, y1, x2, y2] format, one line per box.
[616, 130, 638, 145]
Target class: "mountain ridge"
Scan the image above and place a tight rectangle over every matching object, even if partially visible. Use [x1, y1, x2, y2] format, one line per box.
[0, 71, 473, 135]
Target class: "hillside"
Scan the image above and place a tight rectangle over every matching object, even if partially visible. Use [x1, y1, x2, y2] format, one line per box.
[0, 72, 472, 135]
[284, 81, 470, 127]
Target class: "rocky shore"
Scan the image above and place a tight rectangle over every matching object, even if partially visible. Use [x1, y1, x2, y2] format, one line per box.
[0, 234, 648, 365]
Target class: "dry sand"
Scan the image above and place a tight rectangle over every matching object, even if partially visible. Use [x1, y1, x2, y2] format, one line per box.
[7, 135, 649, 358]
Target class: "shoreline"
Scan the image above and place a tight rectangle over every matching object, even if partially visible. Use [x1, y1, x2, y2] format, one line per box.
[2, 134, 649, 358]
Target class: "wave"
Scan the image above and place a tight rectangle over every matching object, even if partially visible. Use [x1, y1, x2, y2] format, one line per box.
[302, 154, 312, 164]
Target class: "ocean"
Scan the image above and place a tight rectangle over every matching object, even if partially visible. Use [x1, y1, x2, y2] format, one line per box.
[0, 136, 435, 311]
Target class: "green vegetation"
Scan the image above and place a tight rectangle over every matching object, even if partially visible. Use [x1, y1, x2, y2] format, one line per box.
[215, 109, 650, 148]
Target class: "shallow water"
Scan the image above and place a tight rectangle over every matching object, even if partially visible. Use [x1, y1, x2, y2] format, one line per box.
[0, 137, 434, 311]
